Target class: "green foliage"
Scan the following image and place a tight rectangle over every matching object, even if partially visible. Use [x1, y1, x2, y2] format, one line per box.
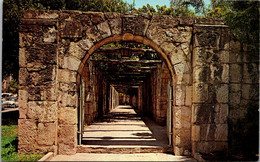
[207, 0, 259, 54]
[9, 79, 19, 94]
[1, 125, 44, 161]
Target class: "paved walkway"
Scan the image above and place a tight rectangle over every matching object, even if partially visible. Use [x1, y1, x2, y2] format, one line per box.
[50, 106, 196, 161]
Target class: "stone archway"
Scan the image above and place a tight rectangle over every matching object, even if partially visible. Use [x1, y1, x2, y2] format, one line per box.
[19, 10, 235, 157]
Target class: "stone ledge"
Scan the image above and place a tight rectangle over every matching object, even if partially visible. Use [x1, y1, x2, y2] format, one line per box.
[38, 152, 54, 161]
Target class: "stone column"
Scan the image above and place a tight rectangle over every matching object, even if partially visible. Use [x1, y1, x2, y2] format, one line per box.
[192, 24, 230, 155]
[18, 10, 59, 154]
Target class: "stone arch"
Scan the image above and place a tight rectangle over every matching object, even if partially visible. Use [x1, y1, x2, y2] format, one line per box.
[19, 10, 239, 157]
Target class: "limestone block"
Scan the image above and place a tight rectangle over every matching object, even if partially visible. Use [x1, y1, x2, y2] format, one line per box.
[168, 48, 186, 65]
[59, 83, 77, 92]
[97, 21, 111, 39]
[61, 21, 82, 38]
[215, 124, 228, 141]
[69, 42, 86, 60]
[122, 14, 151, 36]
[176, 85, 185, 106]
[146, 16, 178, 45]
[19, 68, 29, 86]
[174, 128, 191, 148]
[185, 86, 192, 106]
[221, 64, 229, 83]
[193, 83, 208, 103]
[175, 106, 191, 129]
[193, 47, 214, 67]
[58, 107, 77, 125]
[230, 84, 240, 93]
[243, 63, 259, 84]
[37, 122, 56, 145]
[24, 10, 59, 19]
[174, 26, 192, 43]
[18, 144, 35, 154]
[34, 145, 54, 154]
[192, 125, 200, 141]
[160, 42, 176, 55]
[58, 69, 77, 83]
[230, 64, 242, 83]
[38, 66, 56, 85]
[19, 89, 28, 118]
[58, 125, 77, 144]
[230, 92, 241, 106]
[195, 141, 227, 153]
[78, 38, 93, 51]
[19, 48, 26, 67]
[242, 84, 259, 100]
[19, 32, 42, 47]
[174, 62, 190, 75]
[105, 12, 122, 35]
[58, 91, 77, 107]
[200, 124, 216, 141]
[61, 56, 81, 71]
[27, 101, 57, 122]
[58, 143, 77, 155]
[230, 40, 240, 53]
[18, 119, 37, 145]
[195, 31, 218, 48]
[43, 26, 56, 43]
[219, 50, 229, 63]
[174, 146, 184, 156]
[181, 43, 190, 56]
[216, 84, 229, 103]
[193, 66, 209, 83]
[219, 104, 228, 124]
[192, 104, 214, 124]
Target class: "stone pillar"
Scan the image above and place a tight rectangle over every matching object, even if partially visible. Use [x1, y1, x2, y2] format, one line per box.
[18, 10, 59, 154]
[192, 24, 230, 155]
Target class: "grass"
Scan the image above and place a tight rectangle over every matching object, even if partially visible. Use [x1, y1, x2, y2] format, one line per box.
[1, 124, 44, 161]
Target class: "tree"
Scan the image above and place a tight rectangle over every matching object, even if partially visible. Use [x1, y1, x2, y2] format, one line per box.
[207, 0, 259, 54]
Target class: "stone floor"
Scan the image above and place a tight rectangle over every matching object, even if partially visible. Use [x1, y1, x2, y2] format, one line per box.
[50, 106, 196, 161]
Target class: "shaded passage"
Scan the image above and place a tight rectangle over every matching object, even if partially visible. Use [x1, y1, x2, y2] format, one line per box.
[81, 105, 168, 149]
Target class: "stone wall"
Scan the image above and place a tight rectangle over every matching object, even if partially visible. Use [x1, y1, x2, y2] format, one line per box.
[18, 10, 258, 156]
[228, 36, 259, 156]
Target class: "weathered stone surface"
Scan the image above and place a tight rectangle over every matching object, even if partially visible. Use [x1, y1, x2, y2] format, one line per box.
[193, 66, 209, 83]
[192, 104, 214, 124]
[19, 89, 28, 118]
[193, 141, 227, 154]
[97, 21, 112, 39]
[58, 143, 77, 155]
[216, 84, 228, 103]
[230, 92, 241, 106]
[243, 63, 259, 84]
[230, 64, 242, 83]
[215, 124, 228, 141]
[24, 10, 59, 19]
[58, 107, 77, 125]
[27, 101, 57, 122]
[185, 86, 192, 106]
[19, 68, 29, 86]
[214, 104, 228, 124]
[60, 56, 81, 71]
[69, 41, 86, 60]
[192, 125, 200, 141]
[221, 64, 229, 83]
[43, 26, 57, 43]
[61, 21, 82, 38]
[174, 128, 191, 148]
[193, 83, 208, 103]
[59, 83, 77, 92]
[37, 122, 56, 145]
[176, 85, 185, 106]
[58, 69, 77, 83]
[18, 119, 37, 145]
[58, 125, 77, 144]
[195, 29, 219, 48]
[200, 124, 216, 141]
[175, 106, 191, 129]
[58, 91, 77, 107]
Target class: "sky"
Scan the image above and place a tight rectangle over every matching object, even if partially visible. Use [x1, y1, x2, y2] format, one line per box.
[123, 0, 211, 9]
